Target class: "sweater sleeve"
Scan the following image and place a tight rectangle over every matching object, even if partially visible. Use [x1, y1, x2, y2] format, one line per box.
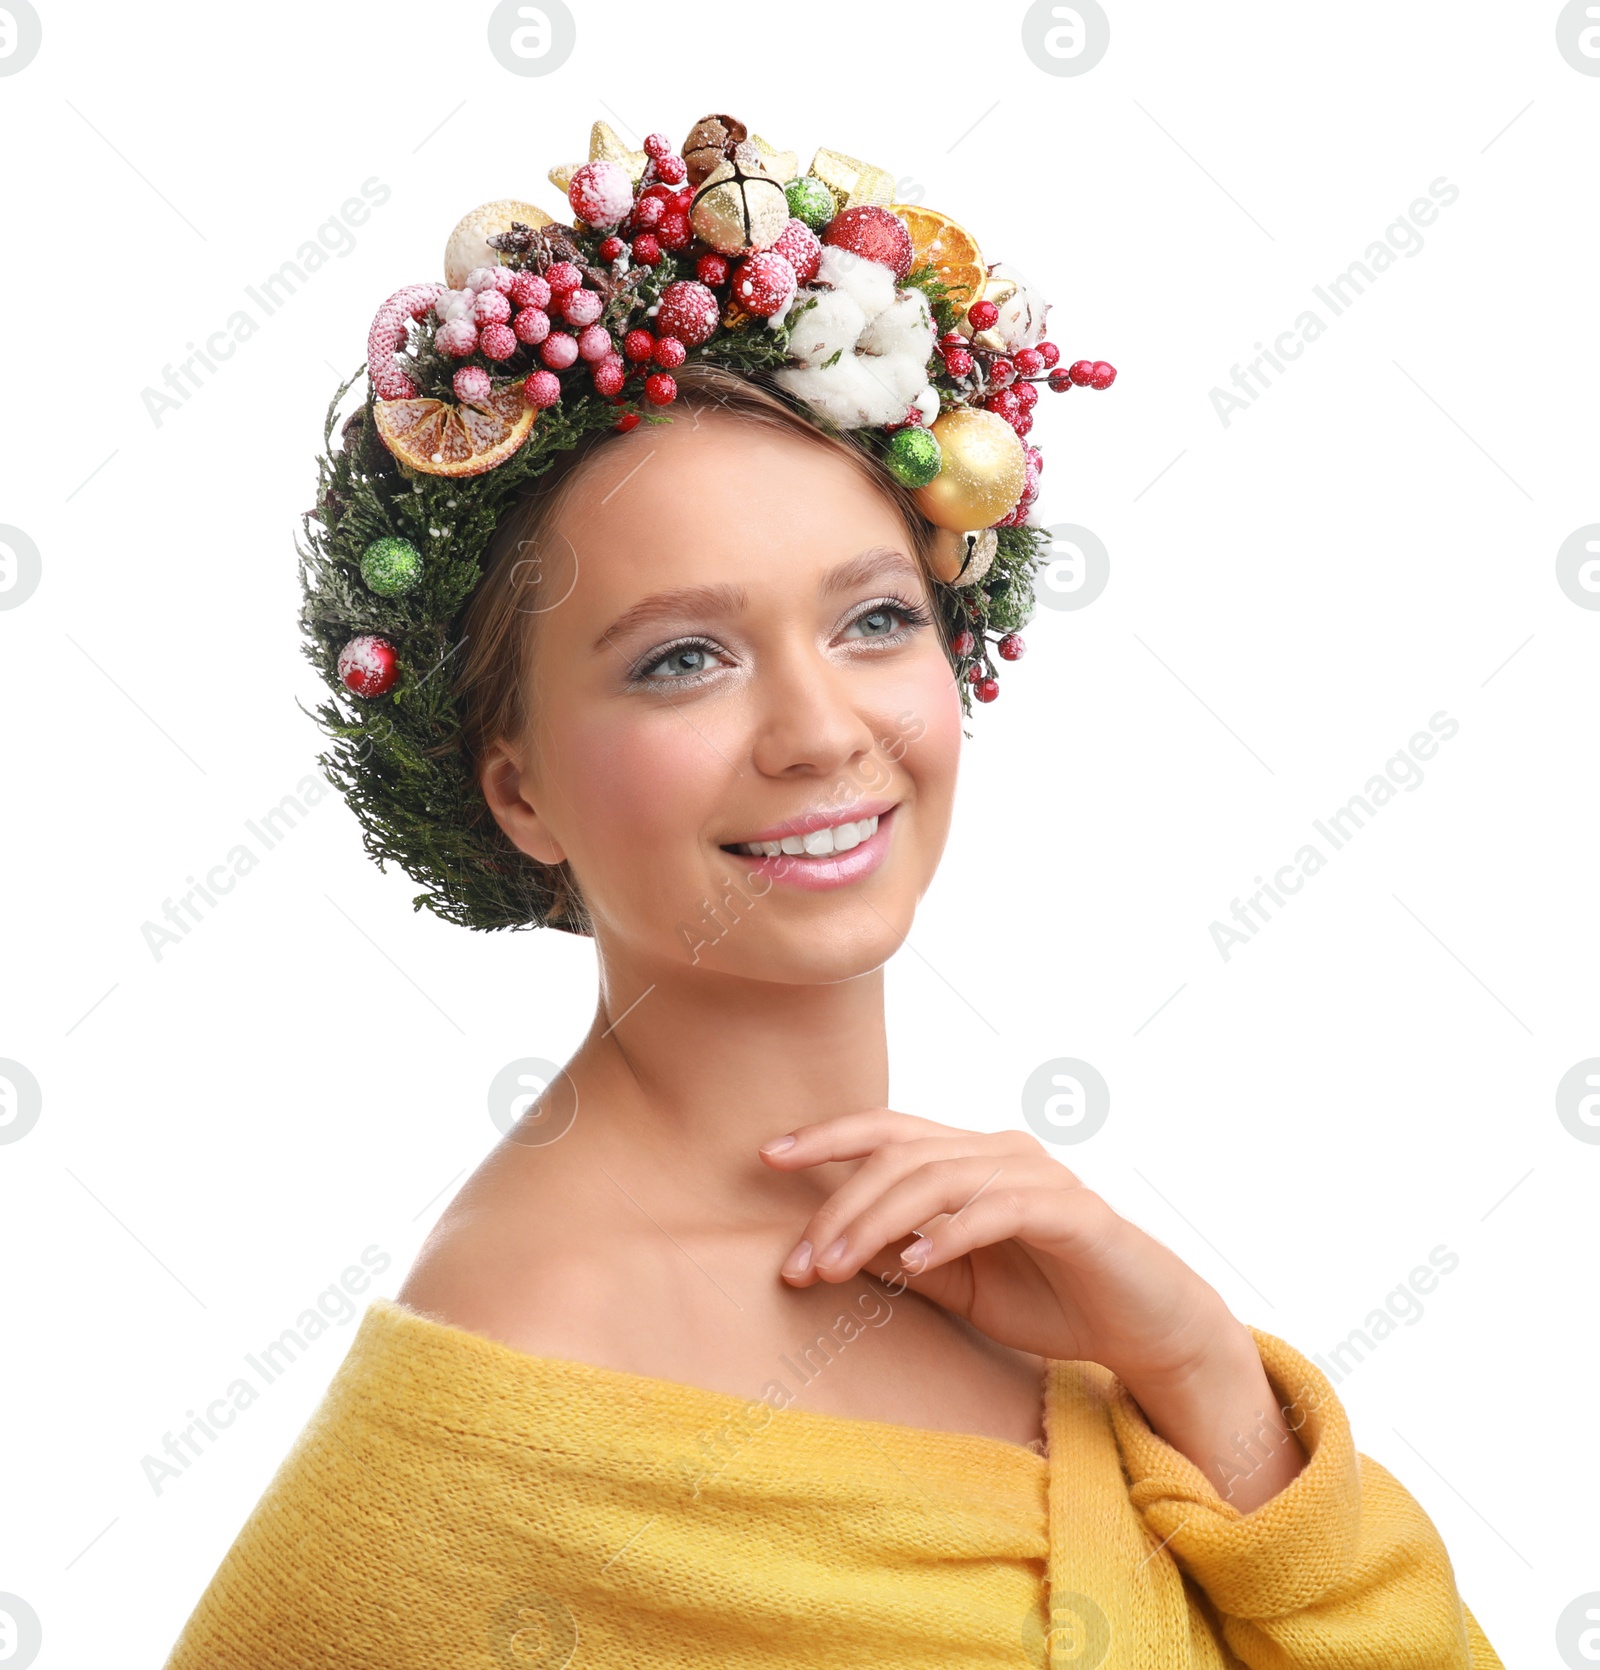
[1106, 1326, 1505, 1669]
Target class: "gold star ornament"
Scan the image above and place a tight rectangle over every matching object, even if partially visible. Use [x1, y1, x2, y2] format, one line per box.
[547, 121, 648, 196]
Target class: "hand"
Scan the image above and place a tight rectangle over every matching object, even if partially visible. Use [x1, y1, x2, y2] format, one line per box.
[759, 1107, 1308, 1508]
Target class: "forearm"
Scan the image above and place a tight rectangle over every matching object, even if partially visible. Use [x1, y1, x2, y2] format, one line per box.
[1121, 1320, 1308, 1515]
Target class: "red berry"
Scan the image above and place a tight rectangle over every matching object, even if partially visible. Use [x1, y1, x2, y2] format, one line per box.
[545, 262, 583, 295]
[614, 409, 642, 432]
[939, 329, 965, 348]
[655, 153, 687, 186]
[478, 321, 517, 360]
[951, 628, 976, 657]
[732, 251, 797, 318]
[1024, 444, 1043, 472]
[988, 356, 1016, 388]
[540, 331, 579, 369]
[623, 328, 656, 361]
[974, 676, 1000, 703]
[769, 218, 823, 284]
[560, 287, 603, 327]
[1037, 340, 1060, 367]
[598, 234, 626, 262]
[654, 279, 720, 345]
[1089, 360, 1117, 390]
[696, 253, 730, 286]
[576, 325, 612, 361]
[524, 370, 562, 408]
[644, 372, 677, 405]
[452, 365, 491, 403]
[1014, 348, 1044, 376]
[967, 299, 999, 331]
[591, 356, 625, 397]
[1047, 368, 1074, 393]
[509, 271, 551, 309]
[632, 194, 665, 229]
[643, 132, 673, 161]
[473, 290, 511, 326]
[1068, 359, 1095, 387]
[652, 335, 686, 368]
[966, 664, 984, 683]
[1014, 380, 1039, 410]
[658, 211, 692, 250]
[631, 233, 662, 267]
[984, 388, 1021, 422]
[1011, 410, 1034, 436]
[512, 306, 551, 345]
[667, 187, 692, 214]
[942, 347, 974, 378]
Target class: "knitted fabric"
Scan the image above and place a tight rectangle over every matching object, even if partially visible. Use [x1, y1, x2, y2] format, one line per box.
[161, 1296, 1503, 1668]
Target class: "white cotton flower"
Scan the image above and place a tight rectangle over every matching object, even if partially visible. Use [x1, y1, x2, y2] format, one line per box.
[986, 262, 1051, 350]
[857, 287, 933, 363]
[813, 244, 896, 319]
[912, 383, 942, 425]
[777, 354, 917, 428]
[785, 288, 867, 366]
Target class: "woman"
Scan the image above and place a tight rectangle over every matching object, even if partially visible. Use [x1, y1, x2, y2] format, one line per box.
[165, 117, 1504, 1668]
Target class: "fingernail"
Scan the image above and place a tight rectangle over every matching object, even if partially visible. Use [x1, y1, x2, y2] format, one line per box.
[782, 1240, 812, 1276]
[818, 1236, 848, 1266]
[760, 1134, 796, 1155]
[901, 1235, 931, 1266]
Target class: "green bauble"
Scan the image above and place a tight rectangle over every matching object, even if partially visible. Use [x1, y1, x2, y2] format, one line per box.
[884, 425, 942, 489]
[360, 536, 422, 596]
[785, 176, 836, 233]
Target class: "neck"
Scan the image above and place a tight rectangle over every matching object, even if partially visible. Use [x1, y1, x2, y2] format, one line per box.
[561, 949, 890, 1228]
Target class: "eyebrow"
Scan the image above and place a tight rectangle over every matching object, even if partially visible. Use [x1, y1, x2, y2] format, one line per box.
[592, 545, 922, 651]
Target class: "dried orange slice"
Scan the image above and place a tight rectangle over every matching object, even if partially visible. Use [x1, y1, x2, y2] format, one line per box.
[373, 378, 535, 477]
[891, 204, 985, 310]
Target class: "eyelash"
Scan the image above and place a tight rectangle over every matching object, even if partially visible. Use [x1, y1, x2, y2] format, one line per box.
[628, 594, 938, 686]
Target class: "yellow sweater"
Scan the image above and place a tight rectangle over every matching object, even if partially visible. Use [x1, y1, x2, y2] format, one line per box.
[163, 1296, 1503, 1668]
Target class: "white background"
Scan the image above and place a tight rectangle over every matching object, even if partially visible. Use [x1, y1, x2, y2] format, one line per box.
[1, 2, 1594, 1665]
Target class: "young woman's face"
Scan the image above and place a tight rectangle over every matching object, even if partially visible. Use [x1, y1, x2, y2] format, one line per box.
[486, 408, 964, 982]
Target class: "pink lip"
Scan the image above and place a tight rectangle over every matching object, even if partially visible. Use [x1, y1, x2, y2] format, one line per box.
[721, 805, 897, 892]
[725, 796, 899, 847]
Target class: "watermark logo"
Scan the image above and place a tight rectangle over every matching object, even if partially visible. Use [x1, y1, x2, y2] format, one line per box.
[1021, 1587, 1112, 1665]
[1556, 1, 1600, 74]
[487, 0, 576, 77]
[1556, 524, 1600, 609]
[488, 1056, 578, 1145]
[1035, 524, 1110, 612]
[1021, 1, 1111, 77]
[1556, 1591, 1600, 1667]
[1021, 1058, 1110, 1146]
[0, 1059, 42, 1146]
[0, 2, 42, 75]
[0, 1593, 42, 1668]
[1556, 1059, 1600, 1145]
[0, 525, 41, 611]
[487, 1588, 578, 1669]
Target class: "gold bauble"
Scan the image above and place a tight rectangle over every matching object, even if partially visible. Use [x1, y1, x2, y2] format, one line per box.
[927, 528, 1000, 588]
[443, 200, 552, 289]
[689, 151, 789, 255]
[912, 409, 1027, 534]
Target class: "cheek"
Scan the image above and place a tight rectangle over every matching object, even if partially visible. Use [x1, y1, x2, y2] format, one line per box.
[889, 648, 964, 793]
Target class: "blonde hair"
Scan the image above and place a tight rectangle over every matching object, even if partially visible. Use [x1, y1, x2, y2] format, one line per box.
[452, 360, 949, 936]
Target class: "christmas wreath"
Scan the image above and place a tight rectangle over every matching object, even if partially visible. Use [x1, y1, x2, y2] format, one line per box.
[298, 113, 1116, 934]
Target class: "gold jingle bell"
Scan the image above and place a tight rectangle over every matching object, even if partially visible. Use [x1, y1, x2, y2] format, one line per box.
[913, 408, 1027, 537]
[690, 143, 789, 255]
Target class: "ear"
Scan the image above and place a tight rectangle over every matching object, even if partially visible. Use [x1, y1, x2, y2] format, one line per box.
[479, 738, 566, 866]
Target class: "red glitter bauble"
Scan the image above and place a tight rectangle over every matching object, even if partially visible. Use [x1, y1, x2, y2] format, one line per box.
[1088, 361, 1117, 390]
[644, 372, 678, 405]
[821, 205, 913, 279]
[653, 335, 686, 368]
[696, 253, 730, 287]
[974, 676, 1000, 703]
[732, 251, 797, 318]
[623, 329, 655, 361]
[567, 159, 634, 229]
[524, 370, 562, 409]
[654, 279, 720, 345]
[967, 299, 999, 331]
[338, 635, 397, 698]
[769, 218, 822, 284]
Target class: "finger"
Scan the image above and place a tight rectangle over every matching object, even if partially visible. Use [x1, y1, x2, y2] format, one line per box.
[902, 1184, 1114, 1277]
[803, 1156, 1065, 1283]
[758, 1106, 954, 1167]
[779, 1134, 1044, 1282]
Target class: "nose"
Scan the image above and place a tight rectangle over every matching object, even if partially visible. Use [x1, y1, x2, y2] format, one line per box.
[746, 639, 883, 783]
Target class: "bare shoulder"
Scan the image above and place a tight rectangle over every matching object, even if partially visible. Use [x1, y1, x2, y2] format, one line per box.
[395, 1139, 627, 1364]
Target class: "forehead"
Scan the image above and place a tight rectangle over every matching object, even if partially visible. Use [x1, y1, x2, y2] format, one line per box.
[550, 407, 909, 599]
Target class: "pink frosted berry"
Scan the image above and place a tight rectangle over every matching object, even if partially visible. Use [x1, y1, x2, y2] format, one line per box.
[478, 322, 517, 361]
[473, 290, 511, 326]
[509, 271, 551, 309]
[513, 306, 551, 346]
[632, 194, 665, 229]
[643, 132, 673, 161]
[466, 266, 512, 294]
[568, 159, 635, 229]
[560, 287, 604, 327]
[540, 331, 579, 369]
[577, 325, 612, 362]
[769, 218, 822, 284]
[435, 318, 479, 357]
[452, 365, 492, 403]
[545, 262, 583, 295]
[654, 153, 687, 186]
[523, 370, 562, 409]
[591, 354, 625, 397]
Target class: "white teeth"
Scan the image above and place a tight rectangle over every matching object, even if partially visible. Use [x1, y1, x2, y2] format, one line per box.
[734, 813, 880, 858]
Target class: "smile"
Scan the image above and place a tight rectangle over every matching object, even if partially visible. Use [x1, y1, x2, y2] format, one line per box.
[727, 814, 879, 858]
[719, 804, 898, 892]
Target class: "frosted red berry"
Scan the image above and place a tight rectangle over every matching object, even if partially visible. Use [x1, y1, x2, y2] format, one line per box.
[943, 347, 974, 378]
[545, 262, 583, 295]
[1068, 359, 1095, 386]
[591, 356, 625, 397]
[974, 676, 999, 703]
[512, 306, 551, 345]
[652, 335, 686, 368]
[523, 370, 562, 408]
[1037, 340, 1060, 367]
[1014, 348, 1044, 376]
[696, 253, 730, 287]
[644, 372, 677, 405]
[631, 233, 662, 266]
[967, 299, 999, 331]
[478, 322, 517, 360]
[623, 328, 656, 361]
[509, 272, 551, 309]
[598, 235, 626, 262]
[1089, 360, 1117, 389]
[540, 331, 579, 369]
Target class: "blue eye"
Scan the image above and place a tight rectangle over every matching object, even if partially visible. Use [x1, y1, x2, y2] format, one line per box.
[637, 641, 718, 682]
